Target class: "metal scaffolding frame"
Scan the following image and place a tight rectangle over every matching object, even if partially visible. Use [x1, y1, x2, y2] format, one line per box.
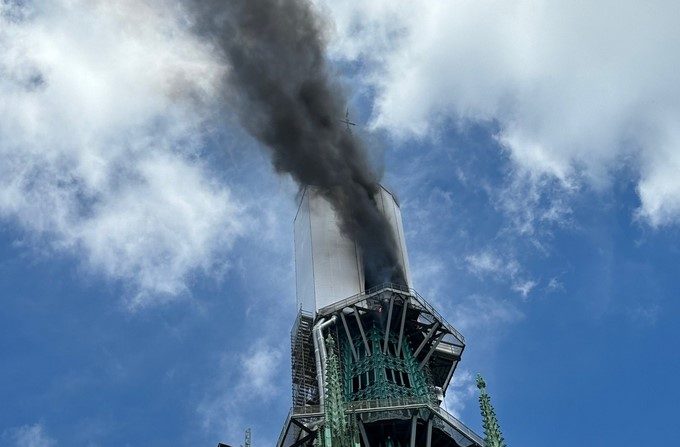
[280, 285, 481, 447]
[318, 285, 466, 393]
[291, 310, 318, 408]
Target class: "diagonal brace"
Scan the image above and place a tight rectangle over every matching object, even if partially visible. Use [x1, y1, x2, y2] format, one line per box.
[414, 322, 440, 358]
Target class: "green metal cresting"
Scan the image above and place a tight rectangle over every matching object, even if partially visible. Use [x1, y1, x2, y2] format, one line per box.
[477, 374, 507, 447]
[341, 325, 432, 402]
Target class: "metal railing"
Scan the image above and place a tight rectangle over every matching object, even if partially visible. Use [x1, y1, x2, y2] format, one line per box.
[348, 398, 482, 446]
[346, 396, 434, 412]
[292, 405, 322, 416]
[409, 289, 465, 344]
[288, 397, 483, 447]
[316, 283, 413, 315]
[291, 309, 314, 339]
[431, 405, 485, 445]
[276, 409, 292, 447]
[365, 282, 410, 295]
[316, 283, 465, 344]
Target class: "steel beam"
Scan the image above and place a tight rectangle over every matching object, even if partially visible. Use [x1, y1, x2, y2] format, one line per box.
[353, 306, 371, 356]
[413, 322, 440, 358]
[340, 312, 359, 362]
[290, 417, 312, 432]
[357, 417, 371, 447]
[410, 414, 418, 447]
[278, 418, 291, 447]
[396, 299, 409, 358]
[420, 332, 445, 370]
[291, 433, 315, 447]
[442, 357, 457, 392]
[382, 295, 395, 354]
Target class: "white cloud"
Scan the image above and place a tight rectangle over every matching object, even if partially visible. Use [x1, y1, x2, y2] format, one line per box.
[4, 423, 56, 447]
[241, 342, 284, 398]
[490, 169, 574, 240]
[443, 369, 477, 418]
[449, 294, 524, 335]
[511, 279, 537, 298]
[409, 256, 445, 295]
[546, 277, 563, 292]
[636, 126, 680, 226]
[465, 249, 537, 298]
[466, 251, 518, 278]
[78, 154, 246, 308]
[0, 1, 246, 304]
[197, 340, 284, 442]
[316, 0, 680, 225]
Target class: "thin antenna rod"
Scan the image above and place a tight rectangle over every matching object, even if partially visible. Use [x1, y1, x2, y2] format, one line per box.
[340, 108, 357, 134]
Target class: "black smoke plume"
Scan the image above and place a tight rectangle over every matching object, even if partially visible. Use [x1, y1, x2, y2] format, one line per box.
[189, 0, 404, 288]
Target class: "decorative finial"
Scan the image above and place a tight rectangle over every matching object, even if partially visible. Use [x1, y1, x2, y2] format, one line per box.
[476, 373, 486, 390]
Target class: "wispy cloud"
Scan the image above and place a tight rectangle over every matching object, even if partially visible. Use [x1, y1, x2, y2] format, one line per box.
[626, 303, 661, 326]
[490, 170, 574, 245]
[241, 343, 285, 398]
[3, 423, 56, 447]
[546, 277, 564, 293]
[449, 294, 524, 337]
[466, 251, 519, 278]
[465, 249, 537, 298]
[444, 369, 477, 418]
[511, 279, 537, 298]
[197, 339, 285, 444]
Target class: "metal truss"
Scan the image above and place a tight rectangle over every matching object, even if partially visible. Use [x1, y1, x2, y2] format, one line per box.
[317, 284, 466, 395]
[280, 285, 480, 447]
[277, 397, 483, 447]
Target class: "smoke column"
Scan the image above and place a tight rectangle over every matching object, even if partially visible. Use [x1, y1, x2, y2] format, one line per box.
[189, 0, 405, 288]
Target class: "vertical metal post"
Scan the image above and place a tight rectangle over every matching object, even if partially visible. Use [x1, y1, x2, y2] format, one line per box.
[383, 295, 395, 354]
[396, 300, 409, 358]
[353, 306, 371, 356]
[340, 312, 359, 362]
[312, 316, 336, 411]
[442, 359, 457, 393]
[410, 414, 418, 447]
[426, 418, 433, 447]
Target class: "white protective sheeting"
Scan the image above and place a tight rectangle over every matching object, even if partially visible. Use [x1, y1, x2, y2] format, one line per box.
[294, 185, 411, 313]
[375, 186, 413, 288]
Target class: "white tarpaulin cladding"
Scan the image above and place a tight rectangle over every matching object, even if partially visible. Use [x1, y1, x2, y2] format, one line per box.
[294, 185, 412, 313]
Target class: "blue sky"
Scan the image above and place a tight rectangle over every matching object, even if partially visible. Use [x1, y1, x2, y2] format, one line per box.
[1, 1, 680, 446]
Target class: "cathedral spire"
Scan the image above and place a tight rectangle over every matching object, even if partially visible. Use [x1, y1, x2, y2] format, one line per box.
[323, 334, 351, 446]
[476, 374, 507, 447]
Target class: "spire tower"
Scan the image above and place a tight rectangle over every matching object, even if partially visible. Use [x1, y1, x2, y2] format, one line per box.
[278, 186, 485, 446]
[476, 375, 506, 447]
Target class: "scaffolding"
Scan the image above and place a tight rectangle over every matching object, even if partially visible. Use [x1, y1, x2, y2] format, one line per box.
[292, 310, 319, 408]
[279, 285, 482, 447]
